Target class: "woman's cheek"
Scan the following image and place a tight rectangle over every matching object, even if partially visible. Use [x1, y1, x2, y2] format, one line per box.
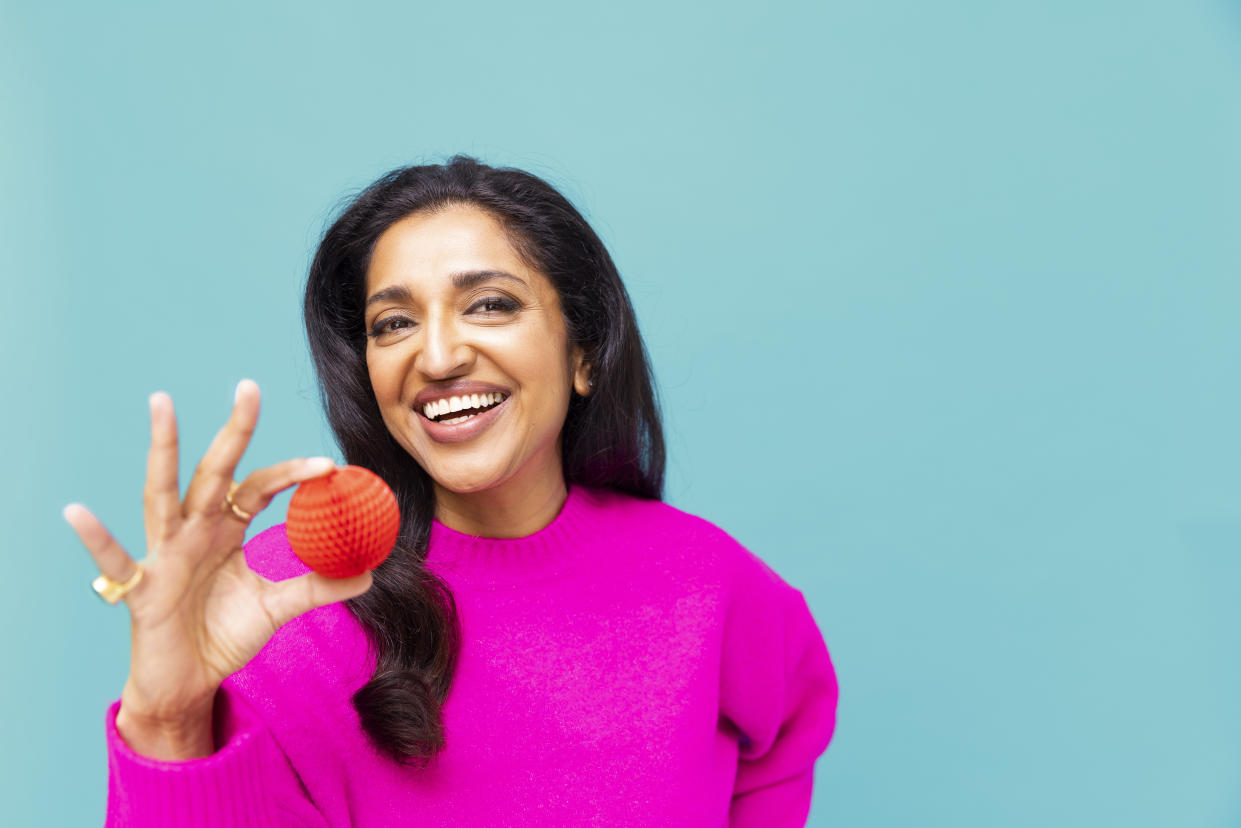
[367, 350, 404, 406]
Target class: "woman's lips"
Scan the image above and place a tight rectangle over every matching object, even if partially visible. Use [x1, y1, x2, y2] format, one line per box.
[417, 396, 508, 443]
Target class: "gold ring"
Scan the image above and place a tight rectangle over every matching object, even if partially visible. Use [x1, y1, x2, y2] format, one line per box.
[224, 481, 253, 522]
[92, 564, 145, 605]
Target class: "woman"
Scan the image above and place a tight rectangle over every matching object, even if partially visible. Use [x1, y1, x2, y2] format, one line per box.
[66, 156, 838, 826]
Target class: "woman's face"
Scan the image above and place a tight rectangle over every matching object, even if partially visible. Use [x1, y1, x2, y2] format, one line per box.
[363, 204, 590, 503]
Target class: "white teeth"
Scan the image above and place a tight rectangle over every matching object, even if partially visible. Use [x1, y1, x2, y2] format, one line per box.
[422, 392, 507, 421]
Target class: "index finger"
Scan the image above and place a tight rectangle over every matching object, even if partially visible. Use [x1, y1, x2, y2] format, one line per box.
[182, 379, 261, 518]
[143, 392, 180, 545]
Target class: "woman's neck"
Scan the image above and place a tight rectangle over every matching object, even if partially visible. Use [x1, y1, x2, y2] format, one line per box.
[432, 474, 569, 539]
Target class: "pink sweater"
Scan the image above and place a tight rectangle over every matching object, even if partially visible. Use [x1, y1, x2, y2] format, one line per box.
[104, 484, 838, 826]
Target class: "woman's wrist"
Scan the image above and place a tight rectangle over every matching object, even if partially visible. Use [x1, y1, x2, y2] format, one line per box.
[115, 693, 217, 761]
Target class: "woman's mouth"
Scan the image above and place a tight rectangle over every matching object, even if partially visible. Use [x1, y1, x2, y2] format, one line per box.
[422, 391, 507, 424]
[417, 392, 509, 443]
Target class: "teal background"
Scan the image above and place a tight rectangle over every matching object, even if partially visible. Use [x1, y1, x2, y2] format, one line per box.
[3, 0, 1239, 824]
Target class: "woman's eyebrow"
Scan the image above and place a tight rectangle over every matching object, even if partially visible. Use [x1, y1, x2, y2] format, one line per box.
[450, 269, 529, 291]
[365, 285, 413, 310]
[365, 271, 529, 310]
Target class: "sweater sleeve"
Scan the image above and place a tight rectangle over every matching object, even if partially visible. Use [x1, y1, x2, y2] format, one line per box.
[720, 554, 839, 827]
[104, 684, 328, 827]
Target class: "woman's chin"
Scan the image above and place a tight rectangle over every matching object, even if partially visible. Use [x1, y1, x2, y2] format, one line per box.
[427, 467, 507, 497]
[420, 444, 562, 502]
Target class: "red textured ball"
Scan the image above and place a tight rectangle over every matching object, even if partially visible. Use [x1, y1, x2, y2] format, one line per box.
[286, 465, 400, 578]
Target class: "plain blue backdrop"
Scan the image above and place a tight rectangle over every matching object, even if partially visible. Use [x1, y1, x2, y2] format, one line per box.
[3, 0, 1239, 824]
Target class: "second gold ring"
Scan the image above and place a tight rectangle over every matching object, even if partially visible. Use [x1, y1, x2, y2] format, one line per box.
[224, 481, 253, 522]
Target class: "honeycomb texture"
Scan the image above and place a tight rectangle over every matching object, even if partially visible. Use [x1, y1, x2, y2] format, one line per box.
[285, 465, 400, 578]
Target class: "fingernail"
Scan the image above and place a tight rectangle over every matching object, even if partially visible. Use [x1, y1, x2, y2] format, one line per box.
[62, 503, 80, 522]
[306, 457, 336, 472]
[235, 380, 246, 404]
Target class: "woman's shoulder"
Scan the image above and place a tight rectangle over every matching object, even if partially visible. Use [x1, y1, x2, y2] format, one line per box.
[577, 485, 785, 585]
[579, 485, 737, 539]
[233, 523, 372, 696]
[240, 523, 368, 662]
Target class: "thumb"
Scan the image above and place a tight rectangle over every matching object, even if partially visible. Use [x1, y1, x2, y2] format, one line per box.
[266, 569, 374, 628]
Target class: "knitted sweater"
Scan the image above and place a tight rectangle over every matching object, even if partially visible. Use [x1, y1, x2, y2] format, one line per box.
[104, 484, 838, 826]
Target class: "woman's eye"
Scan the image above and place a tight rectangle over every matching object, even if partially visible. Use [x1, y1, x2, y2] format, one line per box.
[471, 296, 520, 314]
[368, 316, 415, 338]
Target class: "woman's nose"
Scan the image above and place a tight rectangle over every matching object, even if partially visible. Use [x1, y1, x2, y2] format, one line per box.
[415, 312, 474, 379]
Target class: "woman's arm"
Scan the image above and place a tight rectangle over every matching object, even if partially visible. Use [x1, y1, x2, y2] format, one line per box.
[105, 684, 328, 827]
[720, 556, 839, 827]
[63, 383, 370, 826]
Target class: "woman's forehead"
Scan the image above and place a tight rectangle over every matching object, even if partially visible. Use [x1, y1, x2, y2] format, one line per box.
[366, 205, 538, 295]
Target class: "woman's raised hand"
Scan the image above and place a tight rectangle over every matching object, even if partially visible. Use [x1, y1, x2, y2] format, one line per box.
[64, 379, 374, 759]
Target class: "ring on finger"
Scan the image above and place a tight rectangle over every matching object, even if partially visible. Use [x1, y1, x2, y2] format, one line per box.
[223, 481, 254, 523]
[92, 564, 145, 606]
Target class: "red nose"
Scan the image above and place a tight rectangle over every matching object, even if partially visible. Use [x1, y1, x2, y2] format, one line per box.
[286, 465, 401, 578]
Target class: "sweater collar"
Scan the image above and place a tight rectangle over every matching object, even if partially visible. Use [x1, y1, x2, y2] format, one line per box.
[424, 484, 601, 584]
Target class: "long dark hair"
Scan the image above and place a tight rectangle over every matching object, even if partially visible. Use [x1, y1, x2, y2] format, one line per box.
[303, 155, 665, 766]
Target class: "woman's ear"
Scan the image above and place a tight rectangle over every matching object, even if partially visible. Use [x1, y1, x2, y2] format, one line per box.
[571, 346, 592, 397]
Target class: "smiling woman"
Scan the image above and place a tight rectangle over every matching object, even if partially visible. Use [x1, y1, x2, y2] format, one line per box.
[362, 206, 591, 533]
[82, 155, 839, 826]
